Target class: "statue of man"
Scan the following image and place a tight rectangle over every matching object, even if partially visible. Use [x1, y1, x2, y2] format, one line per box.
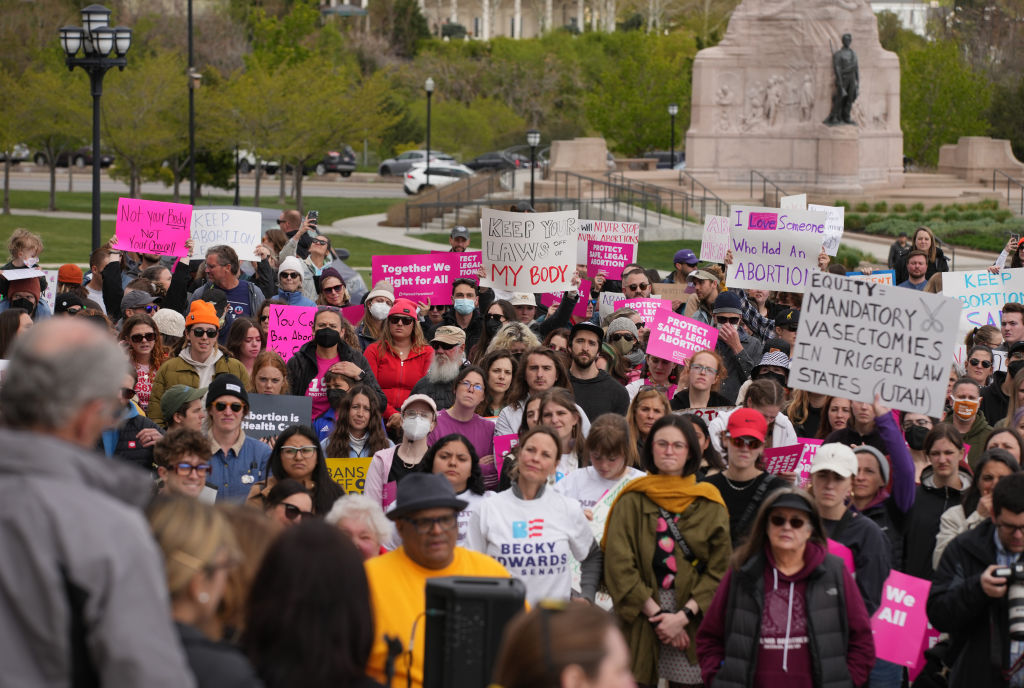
[824, 33, 859, 126]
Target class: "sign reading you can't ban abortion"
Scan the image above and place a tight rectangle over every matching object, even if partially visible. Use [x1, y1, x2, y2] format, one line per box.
[789, 272, 960, 418]
[480, 208, 578, 293]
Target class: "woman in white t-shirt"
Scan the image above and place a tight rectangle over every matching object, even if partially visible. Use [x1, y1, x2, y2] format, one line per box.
[421, 433, 493, 546]
[539, 388, 585, 483]
[555, 413, 645, 514]
[467, 426, 602, 606]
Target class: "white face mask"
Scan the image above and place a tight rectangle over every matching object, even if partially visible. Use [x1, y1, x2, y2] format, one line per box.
[402, 415, 432, 441]
[23, 256, 39, 268]
[369, 302, 391, 321]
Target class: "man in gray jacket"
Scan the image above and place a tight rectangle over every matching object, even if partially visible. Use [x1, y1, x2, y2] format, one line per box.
[0, 318, 195, 687]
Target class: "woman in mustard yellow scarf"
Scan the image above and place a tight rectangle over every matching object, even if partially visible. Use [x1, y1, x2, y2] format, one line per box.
[603, 414, 731, 688]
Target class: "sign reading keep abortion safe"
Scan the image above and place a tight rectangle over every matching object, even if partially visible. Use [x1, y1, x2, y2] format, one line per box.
[481, 208, 578, 293]
[114, 198, 192, 257]
[789, 272, 960, 418]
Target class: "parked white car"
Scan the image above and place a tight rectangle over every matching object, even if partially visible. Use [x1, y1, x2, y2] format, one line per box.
[403, 161, 474, 195]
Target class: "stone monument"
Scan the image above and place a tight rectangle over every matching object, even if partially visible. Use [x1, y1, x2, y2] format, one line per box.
[685, 0, 903, 194]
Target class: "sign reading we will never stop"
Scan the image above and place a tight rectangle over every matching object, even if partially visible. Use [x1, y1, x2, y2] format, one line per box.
[481, 208, 578, 293]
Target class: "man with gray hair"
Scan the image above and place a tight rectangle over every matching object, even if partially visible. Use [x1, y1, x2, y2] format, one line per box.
[0, 318, 195, 687]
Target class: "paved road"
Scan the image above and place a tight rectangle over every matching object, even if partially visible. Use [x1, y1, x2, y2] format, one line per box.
[840, 232, 997, 271]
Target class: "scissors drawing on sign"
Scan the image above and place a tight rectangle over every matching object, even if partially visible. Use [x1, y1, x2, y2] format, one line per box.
[919, 298, 945, 333]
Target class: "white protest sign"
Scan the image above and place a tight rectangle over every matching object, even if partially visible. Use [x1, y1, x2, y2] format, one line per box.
[40, 269, 59, 312]
[2, 268, 45, 281]
[731, 204, 828, 234]
[481, 208, 578, 293]
[726, 228, 822, 293]
[190, 208, 262, 261]
[789, 272, 960, 418]
[598, 291, 626, 320]
[847, 270, 894, 286]
[575, 220, 639, 264]
[941, 268, 1024, 335]
[808, 204, 845, 256]
[780, 194, 807, 210]
[700, 215, 730, 263]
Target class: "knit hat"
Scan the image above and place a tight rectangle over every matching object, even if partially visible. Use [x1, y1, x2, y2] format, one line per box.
[54, 293, 85, 314]
[278, 256, 305, 280]
[153, 308, 186, 337]
[320, 266, 345, 286]
[206, 374, 249, 409]
[811, 443, 859, 478]
[7, 277, 40, 301]
[726, 408, 768, 442]
[854, 444, 890, 484]
[185, 300, 220, 329]
[606, 317, 639, 339]
[712, 291, 743, 315]
[388, 298, 418, 319]
[58, 263, 84, 285]
[365, 280, 395, 304]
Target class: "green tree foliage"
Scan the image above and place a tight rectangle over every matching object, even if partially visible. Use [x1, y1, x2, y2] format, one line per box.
[900, 39, 991, 167]
[989, 78, 1024, 161]
[369, 0, 431, 59]
[413, 97, 527, 159]
[0, 69, 20, 214]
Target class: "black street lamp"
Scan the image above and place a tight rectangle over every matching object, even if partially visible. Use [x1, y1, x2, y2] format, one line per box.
[527, 129, 540, 209]
[668, 103, 678, 168]
[425, 77, 434, 189]
[188, 0, 197, 204]
[59, 4, 132, 251]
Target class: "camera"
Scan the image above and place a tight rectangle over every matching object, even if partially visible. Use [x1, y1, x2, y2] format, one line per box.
[995, 562, 1024, 640]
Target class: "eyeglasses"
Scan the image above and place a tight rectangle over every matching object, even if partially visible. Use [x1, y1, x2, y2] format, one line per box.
[130, 332, 156, 343]
[429, 305, 446, 312]
[404, 514, 457, 534]
[205, 262, 225, 271]
[120, 387, 135, 400]
[323, 284, 345, 294]
[138, 304, 158, 314]
[66, 307, 83, 315]
[903, 418, 932, 429]
[260, 315, 270, 323]
[690, 364, 718, 375]
[190, 328, 218, 338]
[769, 514, 807, 529]
[998, 522, 1024, 535]
[282, 503, 313, 521]
[172, 462, 211, 477]
[968, 358, 993, 369]
[280, 445, 317, 458]
[389, 316, 415, 326]
[608, 333, 636, 343]
[311, 238, 329, 246]
[213, 401, 244, 413]
[729, 436, 763, 449]
[432, 340, 458, 351]
[403, 410, 432, 420]
[486, 313, 505, 322]
[459, 380, 483, 392]
[716, 316, 741, 325]
[625, 282, 650, 291]
[280, 271, 301, 280]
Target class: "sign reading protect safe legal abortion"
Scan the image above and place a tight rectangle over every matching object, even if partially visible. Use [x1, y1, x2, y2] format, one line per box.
[789, 272, 960, 418]
[372, 254, 461, 305]
[481, 208, 578, 293]
[726, 227, 822, 293]
[114, 198, 192, 256]
[645, 310, 718, 365]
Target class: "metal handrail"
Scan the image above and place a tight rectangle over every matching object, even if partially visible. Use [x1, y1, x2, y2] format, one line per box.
[749, 170, 788, 207]
[677, 171, 730, 218]
[993, 169, 1024, 216]
[404, 170, 503, 231]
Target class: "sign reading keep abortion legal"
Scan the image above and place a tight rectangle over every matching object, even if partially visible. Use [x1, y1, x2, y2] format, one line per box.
[789, 272, 960, 418]
[190, 208, 262, 261]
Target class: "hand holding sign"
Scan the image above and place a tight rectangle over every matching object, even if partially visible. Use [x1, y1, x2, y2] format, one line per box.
[481, 208, 578, 293]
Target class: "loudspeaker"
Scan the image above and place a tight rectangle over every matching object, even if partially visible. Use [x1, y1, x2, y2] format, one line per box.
[423, 576, 526, 688]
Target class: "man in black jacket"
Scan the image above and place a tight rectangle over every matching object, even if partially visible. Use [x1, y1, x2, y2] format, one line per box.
[568, 321, 629, 420]
[928, 472, 1024, 688]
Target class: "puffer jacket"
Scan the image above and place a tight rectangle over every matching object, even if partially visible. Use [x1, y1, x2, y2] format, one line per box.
[364, 341, 434, 419]
[285, 339, 387, 414]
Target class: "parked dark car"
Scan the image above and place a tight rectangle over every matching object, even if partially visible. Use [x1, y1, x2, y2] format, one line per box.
[465, 150, 532, 172]
[643, 150, 685, 169]
[34, 147, 114, 168]
[310, 145, 357, 177]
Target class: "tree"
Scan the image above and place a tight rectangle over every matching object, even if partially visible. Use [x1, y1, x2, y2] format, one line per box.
[988, 78, 1024, 162]
[369, 0, 431, 59]
[0, 69, 21, 214]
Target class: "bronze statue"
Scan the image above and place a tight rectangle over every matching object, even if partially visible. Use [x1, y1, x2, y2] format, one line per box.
[824, 33, 859, 126]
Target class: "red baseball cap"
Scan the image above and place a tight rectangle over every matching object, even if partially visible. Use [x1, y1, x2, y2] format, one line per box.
[727, 408, 768, 442]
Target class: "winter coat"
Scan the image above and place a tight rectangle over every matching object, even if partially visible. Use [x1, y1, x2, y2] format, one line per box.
[285, 339, 386, 414]
[274, 288, 316, 308]
[894, 246, 948, 285]
[98, 401, 163, 472]
[364, 341, 434, 419]
[903, 465, 973, 580]
[176, 622, 263, 688]
[149, 351, 250, 427]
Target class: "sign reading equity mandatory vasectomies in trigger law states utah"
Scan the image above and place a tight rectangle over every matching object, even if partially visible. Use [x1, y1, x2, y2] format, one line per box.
[789, 272, 960, 418]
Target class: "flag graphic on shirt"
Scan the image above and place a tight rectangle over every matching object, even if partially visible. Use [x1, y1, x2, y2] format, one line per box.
[513, 519, 544, 538]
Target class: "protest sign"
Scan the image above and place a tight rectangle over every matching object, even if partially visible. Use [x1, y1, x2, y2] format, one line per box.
[539, 280, 590, 319]
[587, 241, 631, 279]
[941, 267, 1024, 334]
[645, 309, 718, 365]
[325, 458, 374, 493]
[726, 227, 822, 293]
[780, 194, 807, 210]
[575, 220, 639, 263]
[493, 434, 519, 477]
[481, 208, 578, 293]
[114, 198, 192, 257]
[190, 208, 261, 261]
[730, 204, 827, 234]
[1, 268, 45, 281]
[242, 394, 312, 439]
[372, 254, 460, 305]
[871, 571, 932, 668]
[432, 250, 483, 281]
[267, 304, 317, 361]
[598, 291, 626, 320]
[789, 272, 960, 417]
[763, 444, 804, 474]
[827, 539, 856, 574]
[341, 304, 364, 327]
[614, 297, 673, 325]
[675, 407, 734, 424]
[847, 270, 894, 286]
[910, 625, 942, 682]
[808, 204, 845, 256]
[700, 215, 730, 263]
[39, 269, 59, 312]
[571, 474, 636, 610]
[795, 439, 823, 488]
[651, 282, 691, 302]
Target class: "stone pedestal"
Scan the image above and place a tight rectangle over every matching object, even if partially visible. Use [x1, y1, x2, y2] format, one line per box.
[548, 138, 610, 177]
[685, 0, 904, 194]
[938, 136, 1024, 185]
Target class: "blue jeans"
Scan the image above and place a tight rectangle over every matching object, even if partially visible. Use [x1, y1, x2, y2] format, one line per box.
[870, 658, 903, 688]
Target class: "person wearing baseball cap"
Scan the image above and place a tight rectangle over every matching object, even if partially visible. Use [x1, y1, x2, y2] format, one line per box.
[568, 321, 629, 420]
[705, 406, 790, 547]
[409, 325, 468, 411]
[448, 225, 470, 252]
[705, 291, 762, 404]
[160, 384, 208, 432]
[666, 248, 699, 285]
[681, 268, 720, 325]
[205, 373, 270, 502]
[363, 394, 439, 511]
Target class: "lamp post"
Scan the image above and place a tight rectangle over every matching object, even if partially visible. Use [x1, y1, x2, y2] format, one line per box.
[668, 103, 678, 169]
[527, 129, 540, 209]
[188, 0, 196, 204]
[424, 77, 434, 189]
[59, 4, 132, 251]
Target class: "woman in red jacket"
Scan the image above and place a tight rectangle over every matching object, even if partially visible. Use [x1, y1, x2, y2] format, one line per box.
[364, 298, 433, 431]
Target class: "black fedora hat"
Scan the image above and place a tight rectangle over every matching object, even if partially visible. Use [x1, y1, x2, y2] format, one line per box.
[387, 473, 468, 521]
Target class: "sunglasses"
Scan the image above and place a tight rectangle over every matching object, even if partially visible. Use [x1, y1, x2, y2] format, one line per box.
[276, 218, 286, 225]
[769, 513, 807, 529]
[66, 307, 83, 314]
[190, 328, 218, 338]
[280, 445, 317, 458]
[282, 503, 313, 521]
[716, 316, 741, 325]
[432, 340, 458, 351]
[130, 332, 156, 343]
[172, 462, 211, 477]
[389, 316, 415, 326]
[260, 315, 270, 323]
[280, 271, 301, 280]
[323, 284, 345, 294]
[138, 304, 158, 314]
[429, 305, 447, 312]
[729, 436, 763, 449]
[213, 401, 244, 413]
[607, 333, 636, 343]
[968, 358, 993, 369]
[486, 313, 505, 322]
[625, 282, 650, 291]
[311, 238, 329, 246]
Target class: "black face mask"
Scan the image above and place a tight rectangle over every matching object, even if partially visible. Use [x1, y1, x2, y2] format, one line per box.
[10, 298, 35, 316]
[314, 328, 341, 348]
[1010, 360, 1024, 380]
[326, 388, 347, 410]
[485, 318, 502, 337]
[905, 424, 929, 451]
[756, 371, 789, 390]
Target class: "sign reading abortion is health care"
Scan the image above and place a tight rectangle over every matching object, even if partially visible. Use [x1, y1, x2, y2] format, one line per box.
[114, 198, 192, 257]
[941, 267, 1024, 334]
[481, 208, 578, 293]
[242, 394, 312, 439]
[789, 272, 960, 418]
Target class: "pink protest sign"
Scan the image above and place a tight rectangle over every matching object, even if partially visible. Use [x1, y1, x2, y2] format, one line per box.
[587, 241, 631, 280]
[677, 407, 735, 424]
[433, 250, 483, 281]
[909, 624, 942, 682]
[493, 434, 519, 477]
[341, 305, 364, 327]
[267, 304, 317, 361]
[644, 309, 719, 366]
[539, 280, 591, 319]
[372, 254, 460, 306]
[764, 444, 804, 474]
[795, 438, 823, 488]
[114, 197, 192, 257]
[871, 570, 932, 668]
[614, 297, 673, 324]
[827, 539, 855, 574]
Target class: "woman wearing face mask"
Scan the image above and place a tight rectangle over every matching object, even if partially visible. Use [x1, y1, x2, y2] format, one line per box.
[363, 394, 436, 510]
[323, 383, 392, 458]
[813, 396, 852, 440]
[356, 281, 395, 350]
[420, 434, 491, 545]
[625, 353, 679, 402]
[933, 447, 1021, 568]
[901, 412, 934, 480]
[316, 267, 349, 308]
[364, 298, 434, 430]
[627, 388, 671, 457]
[476, 349, 517, 418]
[670, 350, 729, 411]
[555, 413, 645, 517]
[605, 316, 646, 381]
[118, 313, 167, 413]
[944, 377, 990, 469]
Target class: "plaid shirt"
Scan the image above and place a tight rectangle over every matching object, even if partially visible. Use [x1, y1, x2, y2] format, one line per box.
[737, 290, 777, 341]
